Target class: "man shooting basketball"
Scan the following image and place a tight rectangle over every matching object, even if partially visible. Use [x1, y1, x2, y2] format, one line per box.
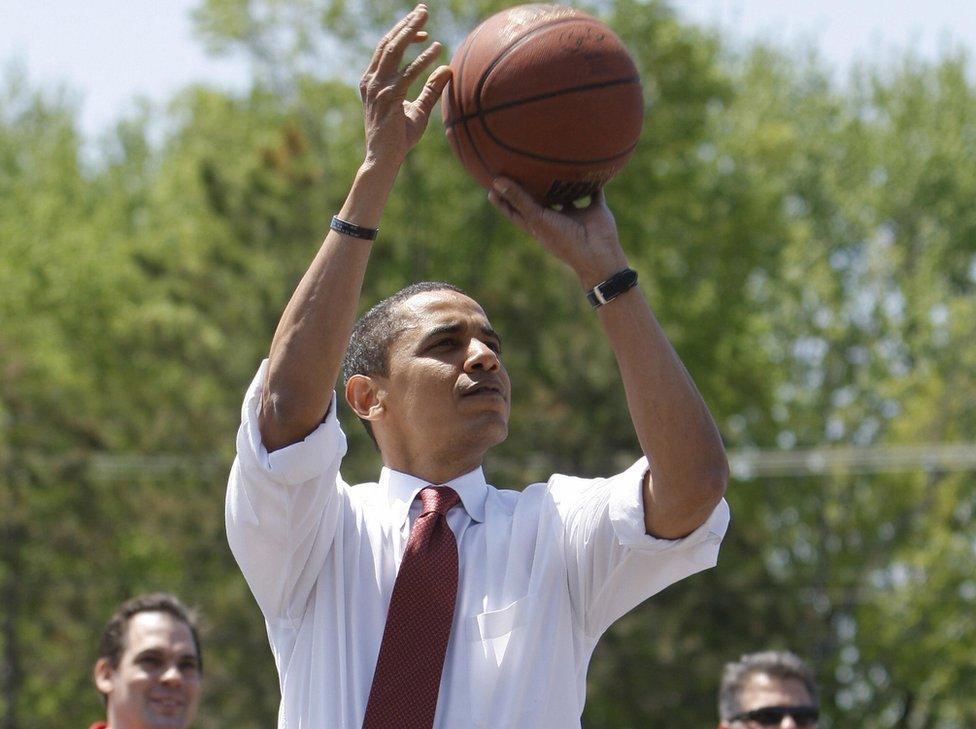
[226, 5, 730, 728]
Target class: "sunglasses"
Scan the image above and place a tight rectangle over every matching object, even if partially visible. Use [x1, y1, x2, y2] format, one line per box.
[729, 705, 820, 726]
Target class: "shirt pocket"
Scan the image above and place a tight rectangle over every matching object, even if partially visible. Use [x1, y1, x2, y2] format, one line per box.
[469, 593, 537, 663]
[463, 593, 539, 725]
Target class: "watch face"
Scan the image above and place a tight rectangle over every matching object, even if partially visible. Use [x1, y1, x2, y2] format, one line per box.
[589, 268, 637, 307]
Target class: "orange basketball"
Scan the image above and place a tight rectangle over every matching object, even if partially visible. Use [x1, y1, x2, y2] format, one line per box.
[442, 4, 644, 206]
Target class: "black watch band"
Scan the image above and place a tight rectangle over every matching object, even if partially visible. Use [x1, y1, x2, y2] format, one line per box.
[330, 215, 378, 240]
[586, 267, 638, 308]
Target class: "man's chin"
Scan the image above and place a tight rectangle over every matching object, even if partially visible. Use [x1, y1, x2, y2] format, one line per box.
[480, 418, 509, 448]
[482, 432, 508, 452]
[143, 701, 192, 728]
[456, 415, 508, 451]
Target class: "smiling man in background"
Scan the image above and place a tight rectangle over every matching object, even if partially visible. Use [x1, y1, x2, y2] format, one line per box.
[90, 593, 202, 729]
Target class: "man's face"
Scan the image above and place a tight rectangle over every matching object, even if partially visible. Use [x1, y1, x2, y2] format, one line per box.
[724, 673, 818, 729]
[373, 290, 511, 458]
[95, 611, 201, 729]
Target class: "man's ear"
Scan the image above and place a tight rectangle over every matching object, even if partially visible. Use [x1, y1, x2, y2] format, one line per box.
[345, 374, 385, 422]
[94, 657, 114, 695]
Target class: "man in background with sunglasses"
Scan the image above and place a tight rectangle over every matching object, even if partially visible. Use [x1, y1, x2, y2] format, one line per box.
[718, 650, 821, 728]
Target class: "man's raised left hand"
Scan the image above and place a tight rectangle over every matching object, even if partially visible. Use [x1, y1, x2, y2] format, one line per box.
[487, 177, 629, 288]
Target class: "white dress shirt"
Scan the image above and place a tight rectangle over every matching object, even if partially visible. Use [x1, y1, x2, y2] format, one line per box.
[226, 361, 730, 728]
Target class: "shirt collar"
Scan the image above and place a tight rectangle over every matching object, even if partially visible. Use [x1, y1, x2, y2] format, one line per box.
[380, 465, 488, 528]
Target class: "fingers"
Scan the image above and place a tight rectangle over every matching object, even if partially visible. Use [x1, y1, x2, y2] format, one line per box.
[411, 65, 452, 119]
[489, 177, 545, 234]
[399, 41, 444, 89]
[492, 177, 546, 222]
[487, 189, 527, 229]
[368, 9, 417, 73]
[376, 5, 431, 76]
[582, 186, 608, 211]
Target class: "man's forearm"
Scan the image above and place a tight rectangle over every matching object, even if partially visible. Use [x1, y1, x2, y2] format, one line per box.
[256, 5, 450, 452]
[484, 179, 727, 538]
[594, 283, 728, 539]
[260, 162, 399, 452]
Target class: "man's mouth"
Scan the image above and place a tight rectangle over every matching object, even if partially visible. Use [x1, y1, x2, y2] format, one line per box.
[149, 695, 185, 714]
[461, 381, 505, 398]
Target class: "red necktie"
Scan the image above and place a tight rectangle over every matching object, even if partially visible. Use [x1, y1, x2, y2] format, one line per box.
[362, 486, 461, 729]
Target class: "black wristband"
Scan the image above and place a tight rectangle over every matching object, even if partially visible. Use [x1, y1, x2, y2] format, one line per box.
[586, 267, 638, 308]
[331, 215, 378, 240]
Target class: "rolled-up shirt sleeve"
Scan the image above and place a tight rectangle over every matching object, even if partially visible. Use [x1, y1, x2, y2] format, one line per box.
[550, 458, 730, 638]
[225, 360, 348, 624]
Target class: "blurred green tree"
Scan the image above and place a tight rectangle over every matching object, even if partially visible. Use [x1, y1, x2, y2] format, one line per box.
[2, 2, 975, 727]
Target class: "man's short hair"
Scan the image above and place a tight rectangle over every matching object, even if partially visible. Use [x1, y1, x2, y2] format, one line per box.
[98, 592, 202, 673]
[718, 650, 818, 721]
[341, 281, 466, 445]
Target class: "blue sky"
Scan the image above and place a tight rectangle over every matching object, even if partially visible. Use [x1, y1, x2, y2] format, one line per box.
[2, 0, 974, 139]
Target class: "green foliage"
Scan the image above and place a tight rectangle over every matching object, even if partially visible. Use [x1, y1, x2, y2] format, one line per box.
[2, 2, 975, 727]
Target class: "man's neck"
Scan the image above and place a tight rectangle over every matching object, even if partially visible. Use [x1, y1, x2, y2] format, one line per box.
[381, 450, 485, 485]
[383, 460, 481, 486]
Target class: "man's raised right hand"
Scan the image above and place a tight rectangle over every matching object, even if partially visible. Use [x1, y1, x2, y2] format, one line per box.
[360, 4, 452, 171]
[259, 6, 451, 453]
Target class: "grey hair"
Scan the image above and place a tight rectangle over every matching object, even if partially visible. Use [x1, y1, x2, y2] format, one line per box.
[718, 650, 818, 721]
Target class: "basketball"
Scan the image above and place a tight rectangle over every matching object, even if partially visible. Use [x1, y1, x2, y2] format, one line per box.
[442, 4, 644, 206]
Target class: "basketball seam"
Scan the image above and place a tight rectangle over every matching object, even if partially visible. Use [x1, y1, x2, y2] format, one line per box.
[447, 12, 641, 183]
[473, 15, 603, 120]
[444, 75, 642, 129]
[444, 43, 465, 166]
[482, 138, 639, 166]
[472, 14, 640, 165]
[453, 18, 497, 180]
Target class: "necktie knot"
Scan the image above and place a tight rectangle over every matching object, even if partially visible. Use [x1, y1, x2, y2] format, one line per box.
[419, 486, 460, 517]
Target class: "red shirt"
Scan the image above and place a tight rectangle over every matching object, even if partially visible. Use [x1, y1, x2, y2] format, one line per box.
[88, 723, 107, 729]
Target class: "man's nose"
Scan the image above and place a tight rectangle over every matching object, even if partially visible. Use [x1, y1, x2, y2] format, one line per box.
[781, 718, 799, 729]
[160, 663, 184, 685]
[464, 339, 500, 371]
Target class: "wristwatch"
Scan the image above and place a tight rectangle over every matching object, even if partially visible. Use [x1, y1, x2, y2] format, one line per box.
[586, 267, 638, 308]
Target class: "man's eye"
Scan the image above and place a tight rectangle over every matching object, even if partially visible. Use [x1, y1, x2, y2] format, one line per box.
[139, 656, 162, 668]
[180, 660, 200, 673]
